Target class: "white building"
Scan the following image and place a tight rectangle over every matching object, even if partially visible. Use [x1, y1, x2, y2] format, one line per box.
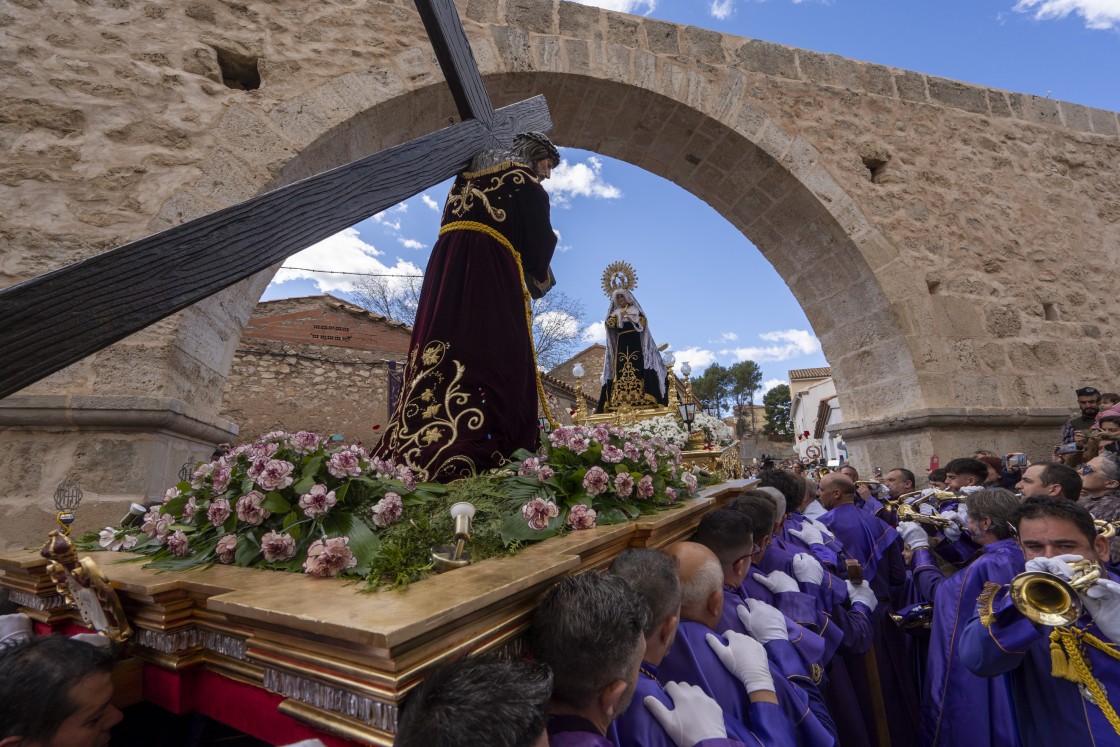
[788, 368, 847, 464]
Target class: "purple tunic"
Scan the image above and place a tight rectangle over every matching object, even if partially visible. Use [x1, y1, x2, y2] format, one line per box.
[607, 661, 765, 747]
[740, 573, 829, 670]
[960, 567, 1120, 747]
[918, 537, 1024, 747]
[549, 715, 615, 747]
[658, 620, 822, 747]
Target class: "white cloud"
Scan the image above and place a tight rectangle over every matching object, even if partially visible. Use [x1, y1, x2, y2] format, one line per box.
[673, 346, 718, 372]
[397, 237, 426, 250]
[567, 0, 657, 13]
[582, 321, 607, 344]
[421, 194, 440, 211]
[762, 378, 787, 393]
[545, 156, 622, 208]
[536, 310, 582, 339]
[721, 329, 821, 363]
[710, 0, 734, 19]
[553, 228, 573, 253]
[720, 331, 739, 342]
[1013, 0, 1120, 29]
[274, 228, 421, 294]
[372, 202, 408, 232]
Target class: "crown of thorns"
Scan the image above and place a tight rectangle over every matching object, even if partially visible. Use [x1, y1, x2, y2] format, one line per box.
[516, 131, 560, 165]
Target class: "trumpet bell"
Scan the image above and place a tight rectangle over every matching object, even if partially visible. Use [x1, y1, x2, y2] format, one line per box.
[1009, 572, 1083, 626]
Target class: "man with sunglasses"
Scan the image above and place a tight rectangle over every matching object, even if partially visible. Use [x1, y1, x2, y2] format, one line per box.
[960, 497, 1120, 747]
[1077, 452, 1120, 561]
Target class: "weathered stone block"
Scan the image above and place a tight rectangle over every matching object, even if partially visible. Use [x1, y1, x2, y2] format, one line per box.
[796, 50, 831, 86]
[683, 25, 725, 66]
[927, 77, 989, 115]
[507, 0, 554, 35]
[642, 18, 680, 56]
[557, 0, 599, 39]
[893, 70, 927, 103]
[735, 39, 797, 79]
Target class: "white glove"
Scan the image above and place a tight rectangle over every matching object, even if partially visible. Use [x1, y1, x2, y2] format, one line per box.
[956, 503, 970, 522]
[705, 631, 775, 694]
[806, 517, 835, 540]
[939, 511, 962, 541]
[960, 486, 985, 496]
[919, 503, 935, 516]
[0, 613, 32, 653]
[70, 633, 112, 649]
[897, 521, 929, 550]
[735, 598, 788, 644]
[645, 682, 728, 746]
[790, 524, 825, 547]
[792, 553, 825, 585]
[752, 569, 800, 595]
[1082, 579, 1120, 644]
[846, 580, 878, 612]
[1024, 554, 1085, 580]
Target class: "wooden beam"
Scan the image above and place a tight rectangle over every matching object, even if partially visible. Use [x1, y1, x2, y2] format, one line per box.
[415, 0, 494, 128]
[0, 97, 551, 400]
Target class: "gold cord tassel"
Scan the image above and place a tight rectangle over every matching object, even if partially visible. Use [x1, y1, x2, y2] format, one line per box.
[1049, 631, 1073, 681]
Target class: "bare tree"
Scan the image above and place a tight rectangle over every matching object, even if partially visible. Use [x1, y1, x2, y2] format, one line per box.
[532, 291, 587, 370]
[350, 274, 423, 327]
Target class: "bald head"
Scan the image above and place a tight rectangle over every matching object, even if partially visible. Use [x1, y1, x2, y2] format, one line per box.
[819, 473, 856, 510]
[664, 542, 724, 629]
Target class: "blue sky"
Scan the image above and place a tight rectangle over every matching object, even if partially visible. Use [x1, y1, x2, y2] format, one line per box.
[264, 0, 1118, 395]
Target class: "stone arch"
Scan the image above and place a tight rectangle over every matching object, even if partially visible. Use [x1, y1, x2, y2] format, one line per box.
[3, 0, 1118, 540]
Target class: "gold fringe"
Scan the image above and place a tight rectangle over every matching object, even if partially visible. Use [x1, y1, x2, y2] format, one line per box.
[438, 220, 557, 428]
[1050, 626, 1120, 736]
[977, 581, 1001, 628]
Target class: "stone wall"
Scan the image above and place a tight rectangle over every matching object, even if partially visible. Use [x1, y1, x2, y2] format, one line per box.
[220, 340, 395, 444]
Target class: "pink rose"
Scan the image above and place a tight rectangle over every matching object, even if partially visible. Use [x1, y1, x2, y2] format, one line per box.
[371, 492, 403, 528]
[141, 508, 171, 541]
[163, 486, 181, 503]
[614, 472, 635, 498]
[665, 487, 679, 504]
[644, 450, 659, 472]
[521, 497, 559, 530]
[518, 457, 541, 476]
[538, 465, 555, 481]
[568, 436, 590, 455]
[211, 464, 232, 494]
[190, 462, 212, 489]
[683, 472, 698, 493]
[236, 491, 270, 526]
[601, 445, 625, 463]
[182, 496, 198, 523]
[591, 425, 610, 444]
[302, 536, 358, 577]
[637, 475, 655, 500]
[623, 442, 640, 461]
[215, 534, 238, 564]
[288, 431, 322, 455]
[254, 459, 295, 491]
[567, 504, 598, 530]
[395, 465, 416, 492]
[261, 530, 297, 562]
[246, 457, 269, 480]
[299, 484, 337, 518]
[261, 430, 289, 442]
[208, 498, 232, 527]
[167, 530, 190, 557]
[248, 441, 280, 460]
[328, 450, 362, 478]
[548, 428, 571, 448]
[583, 466, 610, 496]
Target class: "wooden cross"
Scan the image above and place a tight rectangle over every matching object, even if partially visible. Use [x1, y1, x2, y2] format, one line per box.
[0, 0, 551, 400]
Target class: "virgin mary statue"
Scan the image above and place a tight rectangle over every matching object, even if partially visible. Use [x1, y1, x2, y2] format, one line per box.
[595, 263, 668, 413]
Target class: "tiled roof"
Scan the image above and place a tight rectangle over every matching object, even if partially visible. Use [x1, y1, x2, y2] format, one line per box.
[788, 367, 832, 380]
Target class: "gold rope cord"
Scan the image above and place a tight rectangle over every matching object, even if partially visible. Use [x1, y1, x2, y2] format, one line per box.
[438, 220, 557, 428]
[1050, 626, 1120, 736]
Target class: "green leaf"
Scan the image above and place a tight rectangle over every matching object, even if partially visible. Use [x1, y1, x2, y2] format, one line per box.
[240, 478, 254, 494]
[302, 455, 323, 478]
[334, 482, 350, 504]
[235, 536, 260, 567]
[262, 492, 291, 514]
[163, 495, 189, 515]
[500, 513, 558, 545]
[619, 503, 642, 518]
[597, 508, 630, 525]
[414, 481, 448, 495]
[291, 476, 316, 496]
[321, 512, 381, 576]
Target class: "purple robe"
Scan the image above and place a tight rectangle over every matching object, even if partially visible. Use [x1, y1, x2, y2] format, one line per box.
[754, 547, 844, 664]
[658, 620, 815, 747]
[919, 538, 1024, 747]
[549, 715, 614, 747]
[741, 573, 829, 670]
[960, 567, 1120, 747]
[608, 661, 766, 747]
[374, 161, 556, 481]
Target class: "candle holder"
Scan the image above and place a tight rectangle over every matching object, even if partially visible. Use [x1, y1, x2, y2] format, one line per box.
[430, 502, 476, 573]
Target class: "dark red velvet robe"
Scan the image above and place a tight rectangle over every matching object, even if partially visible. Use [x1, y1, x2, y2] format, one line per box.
[373, 161, 557, 481]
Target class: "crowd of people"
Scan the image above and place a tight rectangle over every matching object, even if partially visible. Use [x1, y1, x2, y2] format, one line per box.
[395, 388, 1120, 747]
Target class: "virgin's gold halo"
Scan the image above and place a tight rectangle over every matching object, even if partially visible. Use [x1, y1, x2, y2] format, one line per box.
[601, 261, 638, 296]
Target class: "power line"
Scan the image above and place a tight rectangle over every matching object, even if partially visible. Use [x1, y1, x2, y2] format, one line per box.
[280, 266, 424, 278]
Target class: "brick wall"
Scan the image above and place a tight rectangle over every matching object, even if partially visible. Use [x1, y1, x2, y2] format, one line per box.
[241, 297, 411, 357]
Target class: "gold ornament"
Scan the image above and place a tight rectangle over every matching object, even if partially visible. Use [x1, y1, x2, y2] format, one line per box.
[601, 261, 638, 296]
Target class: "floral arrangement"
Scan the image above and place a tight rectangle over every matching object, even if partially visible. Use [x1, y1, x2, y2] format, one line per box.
[85, 424, 702, 589]
[629, 412, 735, 449]
[694, 412, 735, 447]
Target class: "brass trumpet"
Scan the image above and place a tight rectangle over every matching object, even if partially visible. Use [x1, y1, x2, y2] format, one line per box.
[897, 502, 956, 529]
[1095, 519, 1120, 539]
[1009, 558, 1102, 627]
[885, 489, 957, 510]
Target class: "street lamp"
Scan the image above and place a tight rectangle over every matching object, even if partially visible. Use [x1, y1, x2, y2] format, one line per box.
[678, 401, 696, 433]
[680, 361, 691, 379]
